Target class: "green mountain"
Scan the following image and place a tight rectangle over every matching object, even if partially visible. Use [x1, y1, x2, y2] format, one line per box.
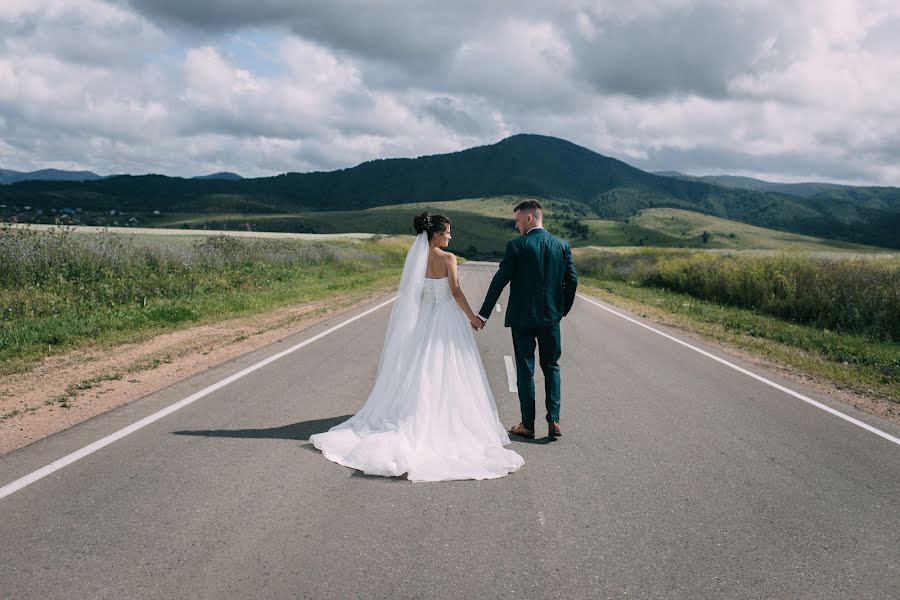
[191, 172, 244, 181]
[2, 134, 898, 248]
[0, 168, 103, 185]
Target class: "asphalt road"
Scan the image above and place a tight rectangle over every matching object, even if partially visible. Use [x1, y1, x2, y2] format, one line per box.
[1, 263, 898, 599]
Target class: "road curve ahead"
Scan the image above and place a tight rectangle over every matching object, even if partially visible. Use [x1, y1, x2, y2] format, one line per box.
[1, 263, 898, 599]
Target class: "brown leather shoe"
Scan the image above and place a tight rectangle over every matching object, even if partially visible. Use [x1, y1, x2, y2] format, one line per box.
[509, 423, 535, 439]
[548, 422, 562, 437]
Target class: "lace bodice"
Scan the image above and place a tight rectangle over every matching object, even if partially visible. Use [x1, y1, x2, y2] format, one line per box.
[421, 277, 453, 310]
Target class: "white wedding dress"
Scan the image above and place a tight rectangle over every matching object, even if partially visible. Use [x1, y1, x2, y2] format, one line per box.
[310, 233, 524, 482]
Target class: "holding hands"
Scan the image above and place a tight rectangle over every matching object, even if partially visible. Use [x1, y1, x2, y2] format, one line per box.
[470, 315, 485, 331]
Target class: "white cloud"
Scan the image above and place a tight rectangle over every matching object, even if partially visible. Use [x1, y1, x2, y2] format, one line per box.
[0, 0, 897, 185]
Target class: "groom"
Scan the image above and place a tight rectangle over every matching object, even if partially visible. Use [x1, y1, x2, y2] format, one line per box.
[476, 199, 578, 439]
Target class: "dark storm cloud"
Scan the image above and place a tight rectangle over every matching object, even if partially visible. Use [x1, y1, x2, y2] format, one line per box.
[121, 1, 793, 99]
[2, 1, 163, 67]
[123, 1, 574, 78]
[421, 97, 487, 136]
[570, 4, 788, 98]
[126, 1, 480, 67]
[121, 0, 298, 31]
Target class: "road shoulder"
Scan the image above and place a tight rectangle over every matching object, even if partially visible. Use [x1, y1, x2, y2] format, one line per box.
[579, 284, 900, 429]
[0, 284, 395, 456]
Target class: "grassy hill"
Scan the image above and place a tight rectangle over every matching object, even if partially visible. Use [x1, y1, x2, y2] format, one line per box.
[628, 208, 889, 252]
[152, 195, 680, 259]
[154, 199, 522, 259]
[149, 198, 877, 259]
[3, 134, 899, 249]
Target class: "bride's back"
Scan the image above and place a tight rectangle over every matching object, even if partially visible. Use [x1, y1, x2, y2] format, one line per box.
[425, 247, 450, 279]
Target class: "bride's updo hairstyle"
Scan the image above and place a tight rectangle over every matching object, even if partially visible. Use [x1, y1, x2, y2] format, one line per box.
[413, 212, 450, 240]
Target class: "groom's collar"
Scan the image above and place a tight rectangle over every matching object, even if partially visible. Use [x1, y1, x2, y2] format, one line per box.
[525, 226, 545, 234]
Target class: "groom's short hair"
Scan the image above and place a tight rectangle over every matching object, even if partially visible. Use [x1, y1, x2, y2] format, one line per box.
[514, 199, 543, 217]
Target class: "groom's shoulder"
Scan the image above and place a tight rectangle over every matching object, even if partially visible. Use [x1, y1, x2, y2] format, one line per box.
[547, 231, 572, 250]
[507, 235, 528, 250]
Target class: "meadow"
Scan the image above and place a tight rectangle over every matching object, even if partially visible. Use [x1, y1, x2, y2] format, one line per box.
[0, 225, 407, 374]
[575, 247, 900, 402]
[148, 198, 885, 260]
[3, 210, 896, 407]
[628, 208, 888, 252]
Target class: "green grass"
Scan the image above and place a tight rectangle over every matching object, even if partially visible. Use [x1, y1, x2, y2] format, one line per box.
[155, 204, 521, 260]
[149, 198, 885, 260]
[580, 219, 697, 247]
[630, 208, 887, 252]
[580, 278, 900, 405]
[575, 247, 900, 341]
[370, 196, 529, 219]
[575, 246, 900, 405]
[0, 227, 408, 374]
[151, 196, 701, 259]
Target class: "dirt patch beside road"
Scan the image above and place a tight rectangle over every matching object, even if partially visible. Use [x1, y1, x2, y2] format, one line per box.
[0, 287, 393, 456]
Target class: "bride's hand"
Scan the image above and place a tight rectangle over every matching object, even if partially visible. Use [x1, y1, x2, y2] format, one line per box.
[470, 316, 484, 330]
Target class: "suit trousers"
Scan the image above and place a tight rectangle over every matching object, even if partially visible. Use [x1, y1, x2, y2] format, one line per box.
[511, 322, 561, 430]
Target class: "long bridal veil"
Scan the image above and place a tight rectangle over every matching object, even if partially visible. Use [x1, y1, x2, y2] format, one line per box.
[373, 232, 428, 385]
[312, 233, 429, 435]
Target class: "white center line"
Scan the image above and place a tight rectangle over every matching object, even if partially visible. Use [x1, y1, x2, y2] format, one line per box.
[495, 304, 502, 312]
[577, 292, 900, 447]
[0, 296, 398, 501]
[504, 355, 517, 393]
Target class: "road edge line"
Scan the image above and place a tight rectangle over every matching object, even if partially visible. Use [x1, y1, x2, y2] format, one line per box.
[0, 296, 397, 501]
[577, 293, 900, 447]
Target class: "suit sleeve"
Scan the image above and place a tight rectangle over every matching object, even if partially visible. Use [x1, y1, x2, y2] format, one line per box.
[479, 240, 517, 318]
[562, 242, 577, 316]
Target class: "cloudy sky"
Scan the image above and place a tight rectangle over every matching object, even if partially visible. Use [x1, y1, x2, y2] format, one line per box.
[1, 1, 899, 185]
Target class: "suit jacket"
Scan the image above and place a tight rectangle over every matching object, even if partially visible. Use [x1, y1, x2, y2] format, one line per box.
[479, 228, 578, 328]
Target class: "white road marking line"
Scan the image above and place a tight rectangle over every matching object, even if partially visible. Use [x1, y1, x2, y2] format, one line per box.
[0, 296, 398, 501]
[504, 355, 517, 393]
[576, 293, 900, 447]
[495, 304, 502, 312]
[538, 511, 546, 527]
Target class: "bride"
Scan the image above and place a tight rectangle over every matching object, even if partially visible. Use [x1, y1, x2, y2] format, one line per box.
[310, 212, 524, 482]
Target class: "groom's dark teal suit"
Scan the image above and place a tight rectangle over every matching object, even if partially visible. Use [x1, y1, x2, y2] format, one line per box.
[478, 227, 578, 431]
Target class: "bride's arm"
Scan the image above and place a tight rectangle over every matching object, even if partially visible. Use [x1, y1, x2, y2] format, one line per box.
[445, 254, 482, 327]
